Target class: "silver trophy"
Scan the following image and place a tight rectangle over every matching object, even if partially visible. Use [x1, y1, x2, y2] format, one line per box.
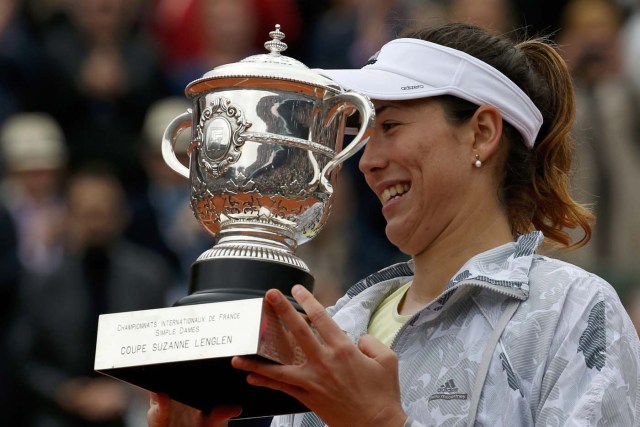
[94, 26, 374, 419]
[162, 25, 373, 306]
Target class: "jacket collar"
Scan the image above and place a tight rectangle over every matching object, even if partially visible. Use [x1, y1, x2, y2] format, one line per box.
[442, 231, 543, 300]
[331, 232, 543, 342]
[342, 231, 543, 307]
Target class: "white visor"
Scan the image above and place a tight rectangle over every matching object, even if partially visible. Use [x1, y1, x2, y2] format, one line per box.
[318, 38, 543, 149]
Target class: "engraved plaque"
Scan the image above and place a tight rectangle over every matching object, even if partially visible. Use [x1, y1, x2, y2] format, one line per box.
[95, 298, 308, 418]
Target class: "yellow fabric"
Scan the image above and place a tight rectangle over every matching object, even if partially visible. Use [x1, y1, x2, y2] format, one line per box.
[367, 281, 413, 347]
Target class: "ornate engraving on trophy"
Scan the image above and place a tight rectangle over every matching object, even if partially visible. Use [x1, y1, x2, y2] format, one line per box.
[224, 177, 258, 194]
[279, 178, 305, 197]
[190, 175, 218, 227]
[196, 97, 251, 178]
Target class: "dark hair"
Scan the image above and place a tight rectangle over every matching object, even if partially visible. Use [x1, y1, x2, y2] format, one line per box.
[402, 23, 593, 249]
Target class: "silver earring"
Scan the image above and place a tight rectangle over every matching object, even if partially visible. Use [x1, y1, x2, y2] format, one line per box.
[474, 154, 482, 168]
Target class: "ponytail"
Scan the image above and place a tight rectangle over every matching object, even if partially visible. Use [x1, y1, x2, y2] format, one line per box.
[517, 40, 594, 248]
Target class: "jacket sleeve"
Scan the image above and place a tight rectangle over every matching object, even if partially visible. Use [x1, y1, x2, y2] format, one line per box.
[535, 278, 640, 425]
[270, 414, 427, 427]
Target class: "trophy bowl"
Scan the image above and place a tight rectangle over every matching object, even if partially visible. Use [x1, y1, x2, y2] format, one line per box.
[94, 25, 374, 419]
[162, 25, 374, 307]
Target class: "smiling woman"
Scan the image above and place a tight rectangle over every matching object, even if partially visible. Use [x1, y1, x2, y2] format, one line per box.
[148, 23, 640, 427]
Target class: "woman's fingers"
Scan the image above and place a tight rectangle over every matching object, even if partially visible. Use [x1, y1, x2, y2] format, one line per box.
[291, 285, 344, 344]
[231, 356, 308, 389]
[245, 371, 308, 401]
[269, 285, 350, 349]
[358, 334, 399, 368]
[147, 392, 241, 427]
[202, 405, 242, 427]
[231, 288, 408, 427]
[147, 393, 170, 427]
[263, 287, 323, 356]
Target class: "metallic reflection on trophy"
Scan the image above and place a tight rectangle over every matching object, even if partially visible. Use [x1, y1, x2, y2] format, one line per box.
[162, 24, 374, 307]
[94, 25, 374, 419]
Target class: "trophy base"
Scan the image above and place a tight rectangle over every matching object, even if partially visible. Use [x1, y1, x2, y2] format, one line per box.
[95, 259, 316, 419]
[101, 356, 306, 419]
[179, 257, 314, 311]
[95, 298, 310, 419]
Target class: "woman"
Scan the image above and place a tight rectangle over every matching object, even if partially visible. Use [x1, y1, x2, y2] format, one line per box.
[148, 23, 640, 426]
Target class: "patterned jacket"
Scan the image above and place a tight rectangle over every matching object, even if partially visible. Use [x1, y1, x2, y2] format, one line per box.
[271, 232, 640, 426]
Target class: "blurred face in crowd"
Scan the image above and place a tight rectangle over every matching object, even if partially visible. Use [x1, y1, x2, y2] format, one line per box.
[145, 150, 190, 186]
[73, 0, 140, 43]
[559, 0, 622, 80]
[563, 0, 620, 42]
[199, 0, 257, 56]
[0, 0, 18, 32]
[449, 0, 512, 34]
[65, 174, 128, 250]
[10, 168, 64, 203]
[358, 98, 479, 256]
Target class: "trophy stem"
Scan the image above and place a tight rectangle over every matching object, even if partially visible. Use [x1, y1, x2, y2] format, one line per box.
[175, 257, 313, 311]
[197, 217, 310, 271]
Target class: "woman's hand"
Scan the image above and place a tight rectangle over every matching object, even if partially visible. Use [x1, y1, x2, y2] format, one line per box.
[231, 285, 408, 427]
[147, 393, 241, 427]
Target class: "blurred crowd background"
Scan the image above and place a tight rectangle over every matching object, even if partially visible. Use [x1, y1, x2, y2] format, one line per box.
[1, 0, 639, 426]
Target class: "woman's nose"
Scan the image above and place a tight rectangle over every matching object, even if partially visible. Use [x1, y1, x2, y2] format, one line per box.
[358, 131, 385, 175]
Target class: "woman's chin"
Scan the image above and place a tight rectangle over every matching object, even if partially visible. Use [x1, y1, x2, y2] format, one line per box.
[385, 227, 415, 256]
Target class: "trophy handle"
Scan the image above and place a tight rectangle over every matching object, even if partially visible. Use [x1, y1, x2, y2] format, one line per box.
[318, 91, 374, 193]
[161, 110, 192, 179]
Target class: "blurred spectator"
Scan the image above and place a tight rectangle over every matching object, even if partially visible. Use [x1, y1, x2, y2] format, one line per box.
[0, 112, 67, 275]
[556, 0, 640, 293]
[511, 0, 571, 34]
[621, 0, 640, 94]
[0, 199, 21, 424]
[39, 0, 168, 189]
[287, 0, 331, 62]
[625, 287, 640, 335]
[145, 0, 202, 76]
[446, 0, 517, 34]
[147, 0, 302, 94]
[19, 0, 71, 39]
[0, 0, 49, 125]
[127, 97, 214, 301]
[11, 166, 171, 427]
[306, 0, 407, 69]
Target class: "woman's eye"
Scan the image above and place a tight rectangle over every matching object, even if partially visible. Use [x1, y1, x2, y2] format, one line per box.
[381, 122, 399, 132]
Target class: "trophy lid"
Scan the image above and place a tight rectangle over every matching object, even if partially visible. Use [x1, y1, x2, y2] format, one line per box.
[185, 25, 341, 96]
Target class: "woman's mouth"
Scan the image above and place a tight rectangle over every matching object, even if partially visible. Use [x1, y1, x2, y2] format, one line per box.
[381, 183, 410, 205]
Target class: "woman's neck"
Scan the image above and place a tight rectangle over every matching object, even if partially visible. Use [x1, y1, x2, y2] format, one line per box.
[399, 210, 514, 316]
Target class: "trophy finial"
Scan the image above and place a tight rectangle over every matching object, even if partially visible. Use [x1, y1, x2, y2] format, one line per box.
[264, 24, 287, 55]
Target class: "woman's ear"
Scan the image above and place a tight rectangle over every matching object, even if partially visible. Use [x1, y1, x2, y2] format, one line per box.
[469, 105, 503, 163]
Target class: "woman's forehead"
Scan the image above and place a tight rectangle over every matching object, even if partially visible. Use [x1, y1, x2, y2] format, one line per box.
[372, 98, 438, 115]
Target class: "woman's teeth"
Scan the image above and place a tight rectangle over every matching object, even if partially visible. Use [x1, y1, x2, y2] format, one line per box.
[381, 183, 410, 204]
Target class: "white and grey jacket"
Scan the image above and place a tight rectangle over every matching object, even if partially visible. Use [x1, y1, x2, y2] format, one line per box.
[271, 232, 640, 426]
